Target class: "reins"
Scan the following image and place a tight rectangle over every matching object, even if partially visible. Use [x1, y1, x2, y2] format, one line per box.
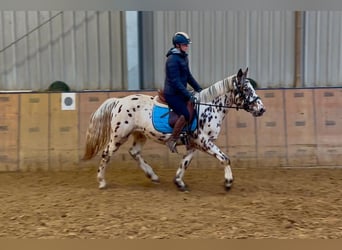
[194, 101, 241, 110]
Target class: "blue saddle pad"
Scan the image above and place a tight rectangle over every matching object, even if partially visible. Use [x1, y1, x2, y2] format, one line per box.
[152, 105, 197, 133]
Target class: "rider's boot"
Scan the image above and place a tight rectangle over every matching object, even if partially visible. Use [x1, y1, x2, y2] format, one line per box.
[166, 115, 186, 153]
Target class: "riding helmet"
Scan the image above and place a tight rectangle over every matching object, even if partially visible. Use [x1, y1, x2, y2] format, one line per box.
[172, 32, 192, 46]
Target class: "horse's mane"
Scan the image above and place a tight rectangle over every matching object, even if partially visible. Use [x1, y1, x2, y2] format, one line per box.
[197, 74, 235, 103]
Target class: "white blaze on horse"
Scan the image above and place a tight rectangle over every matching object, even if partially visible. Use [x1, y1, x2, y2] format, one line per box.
[83, 68, 265, 191]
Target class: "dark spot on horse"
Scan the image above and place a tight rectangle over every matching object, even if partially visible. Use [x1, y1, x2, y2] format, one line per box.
[150, 132, 156, 136]
[128, 113, 132, 117]
[117, 122, 121, 125]
[125, 121, 129, 124]
[199, 119, 204, 128]
[115, 126, 119, 132]
[115, 142, 121, 147]
[118, 105, 122, 113]
[133, 108, 136, 112]
[137, 105, 140, 108]
[131, 97, 139, 100]
[208, 131, 212, 136]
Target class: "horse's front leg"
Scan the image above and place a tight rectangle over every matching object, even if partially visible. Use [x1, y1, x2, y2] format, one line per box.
[202, 141, 233, 191]
[173, 148, 196, 192]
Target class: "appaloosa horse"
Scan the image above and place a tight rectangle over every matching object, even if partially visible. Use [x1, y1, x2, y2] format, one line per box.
[83, 68, 265, 191]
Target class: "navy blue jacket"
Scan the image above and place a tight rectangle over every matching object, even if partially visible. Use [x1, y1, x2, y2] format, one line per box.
[164, 48, 202, 101]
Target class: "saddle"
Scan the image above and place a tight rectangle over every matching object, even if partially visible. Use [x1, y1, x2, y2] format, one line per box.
[156, 89, 196, 128]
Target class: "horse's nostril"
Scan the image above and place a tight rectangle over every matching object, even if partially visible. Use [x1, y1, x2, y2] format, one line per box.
[261, 108, 266, 113]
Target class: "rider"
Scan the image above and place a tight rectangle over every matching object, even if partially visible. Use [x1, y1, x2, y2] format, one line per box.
[164, 32, 203, 153]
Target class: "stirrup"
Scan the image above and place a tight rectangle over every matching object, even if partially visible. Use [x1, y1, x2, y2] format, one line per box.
[166, 139, 178, 153]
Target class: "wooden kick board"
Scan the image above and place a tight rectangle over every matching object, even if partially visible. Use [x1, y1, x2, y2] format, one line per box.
[314, 88, 342, 165]
[314, 88, 342, 145]
[49, 93, 79, 170]
[226, 108, 257, 167]
[0, 94, 19, 171]
[284, 89, 318, 167]
[255, 90, 287, 167]
[19, 93, 49, 171]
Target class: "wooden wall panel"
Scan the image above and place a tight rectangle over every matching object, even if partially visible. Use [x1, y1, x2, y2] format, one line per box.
[0, 94, 19, 171]
[314, 88, 342, 165]
[1, 88, 342, 172]
[256, 90, 287, 167]
[19, 94, 49, 171]
[314, 88, 341, 144]
[49, 93, 79, 170]
[227, 110, 257, 167]
[317, 146, 342, 166]
[285, 89, 317, 166]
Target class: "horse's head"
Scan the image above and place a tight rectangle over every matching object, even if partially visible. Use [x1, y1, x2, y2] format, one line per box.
[233, 68, 266, 117]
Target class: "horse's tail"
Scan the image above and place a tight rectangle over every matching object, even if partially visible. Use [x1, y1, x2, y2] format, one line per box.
[83, 98, 118, 160]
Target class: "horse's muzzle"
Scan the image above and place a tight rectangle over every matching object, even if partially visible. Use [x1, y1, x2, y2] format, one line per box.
[254, 107, 266, 117]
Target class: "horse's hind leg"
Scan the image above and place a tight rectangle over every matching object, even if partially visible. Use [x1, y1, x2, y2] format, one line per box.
[129, 132, 159, 183]
[97, 134, 128, 189]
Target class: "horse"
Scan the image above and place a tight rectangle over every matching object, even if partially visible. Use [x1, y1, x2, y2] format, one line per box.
[83, 68, 265, 191]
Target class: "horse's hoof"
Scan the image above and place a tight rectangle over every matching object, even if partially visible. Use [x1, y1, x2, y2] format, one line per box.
[178, 185, 190, 192]
[224, 179, 233, 191]
[177, 185, 190, 193]
[98, 182, 107, 189]
[152, 179, 160, 184]
[173, 178, 189, 192]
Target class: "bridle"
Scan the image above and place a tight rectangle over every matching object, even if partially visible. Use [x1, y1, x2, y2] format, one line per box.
[194, 76, 261, 112]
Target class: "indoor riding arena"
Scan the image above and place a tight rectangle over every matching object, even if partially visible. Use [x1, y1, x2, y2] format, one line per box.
[0, 89, 341, 239]
[0, 10, 342, 239]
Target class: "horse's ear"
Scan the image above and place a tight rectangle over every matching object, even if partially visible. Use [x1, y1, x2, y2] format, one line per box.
[237, 68, 243, 78]
[244, 67, 249, 76]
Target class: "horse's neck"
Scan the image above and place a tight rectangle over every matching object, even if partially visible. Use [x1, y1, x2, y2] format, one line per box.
[198, 75, 235, 104]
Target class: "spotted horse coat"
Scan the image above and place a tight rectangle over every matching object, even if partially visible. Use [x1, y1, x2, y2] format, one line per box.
[83, 68, 266, 191]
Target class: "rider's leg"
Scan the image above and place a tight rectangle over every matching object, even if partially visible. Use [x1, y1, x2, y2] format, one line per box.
[166, 115, 187, 153]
